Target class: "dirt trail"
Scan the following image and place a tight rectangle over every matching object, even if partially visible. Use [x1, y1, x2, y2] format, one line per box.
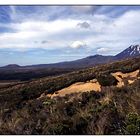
[111, 69, 139, 87]
[47, 79, 101, 99]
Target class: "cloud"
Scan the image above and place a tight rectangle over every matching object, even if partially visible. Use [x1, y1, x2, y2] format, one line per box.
[7, 6, 98, 22]
[0, 9, 140, 54]
[70, 41, 86, 49]
[13, 19, 80, 33]
[77, 21, 90, 29]
[0, 19, 83, 50]
[97, 47, 110, 54]
[41, 40, 48, 44]
[0, 6, 140, 56]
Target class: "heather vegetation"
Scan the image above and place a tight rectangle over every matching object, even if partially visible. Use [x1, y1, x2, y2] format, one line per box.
[0, 57, 139, 134]
[0, 68, 75, 81]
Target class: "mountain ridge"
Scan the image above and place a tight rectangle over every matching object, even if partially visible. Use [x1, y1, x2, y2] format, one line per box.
[1, 44, 140, 70]
[115, 44, 140, 59]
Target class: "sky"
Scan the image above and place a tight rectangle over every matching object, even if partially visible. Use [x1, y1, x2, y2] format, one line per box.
[0, 5, 140, 66]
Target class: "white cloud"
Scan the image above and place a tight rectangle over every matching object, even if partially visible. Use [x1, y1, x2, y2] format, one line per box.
[0, 9, 140, 55]
[14, 19, 80, 33]
[70, 41, 86, 49]
[97, 47, 109, 53]
[0, 19, 83, 50]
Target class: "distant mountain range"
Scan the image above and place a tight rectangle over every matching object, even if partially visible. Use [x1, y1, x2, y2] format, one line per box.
[1, 45, 140, 70]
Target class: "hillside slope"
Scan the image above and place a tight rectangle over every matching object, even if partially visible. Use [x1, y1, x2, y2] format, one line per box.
[0, 57, 140, 134]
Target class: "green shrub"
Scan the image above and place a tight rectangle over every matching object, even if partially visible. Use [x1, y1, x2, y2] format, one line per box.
[124, 113, 140, 134]
[96, 74, 118, 86]
[126, 113, 138, 125]
[136, 118, 140, 128]
[126, 124, 138, 134]
[43, 100, 54, 106]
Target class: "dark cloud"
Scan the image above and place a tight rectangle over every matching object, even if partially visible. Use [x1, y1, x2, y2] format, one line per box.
[34, 40, 48, 44]
[77, 22, 90, 29]
[41, 40, 48, 44]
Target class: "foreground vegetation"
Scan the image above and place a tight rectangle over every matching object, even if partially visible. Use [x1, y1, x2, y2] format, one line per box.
[0, 57, 139, 134]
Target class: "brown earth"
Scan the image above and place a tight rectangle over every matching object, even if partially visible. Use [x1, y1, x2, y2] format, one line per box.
[39, 69, 140, 99]
[47, 79, 101, 99]
[111, 69, 139, 87]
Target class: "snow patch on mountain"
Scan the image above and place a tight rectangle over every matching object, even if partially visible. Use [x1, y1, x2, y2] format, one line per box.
[115, 44, 140, 59]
